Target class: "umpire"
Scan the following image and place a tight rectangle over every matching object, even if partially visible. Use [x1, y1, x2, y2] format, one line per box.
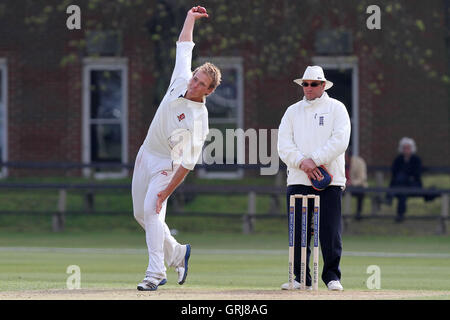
[277, 66, 351, 291]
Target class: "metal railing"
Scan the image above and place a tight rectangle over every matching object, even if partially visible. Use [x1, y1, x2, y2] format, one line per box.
[1, 161, 450, 173]
[0, 182, 448, 234]
[1, 161, 449, 233]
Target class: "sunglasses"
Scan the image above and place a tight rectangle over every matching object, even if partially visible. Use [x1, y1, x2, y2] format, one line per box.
[301, 82, 323, 87]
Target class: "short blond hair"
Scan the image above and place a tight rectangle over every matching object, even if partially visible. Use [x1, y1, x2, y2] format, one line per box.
[193, 62, 222, 90]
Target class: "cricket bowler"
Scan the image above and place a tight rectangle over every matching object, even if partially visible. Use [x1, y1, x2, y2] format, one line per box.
[132, 6, 221, 291]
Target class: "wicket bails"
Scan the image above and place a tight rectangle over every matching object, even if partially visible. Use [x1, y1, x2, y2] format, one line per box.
[288, 194, 320, 291]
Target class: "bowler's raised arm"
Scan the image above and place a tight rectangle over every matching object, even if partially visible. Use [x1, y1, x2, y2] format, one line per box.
[178, 6, 209, 42]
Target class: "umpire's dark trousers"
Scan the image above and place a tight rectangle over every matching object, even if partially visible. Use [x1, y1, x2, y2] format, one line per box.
[287, 185, 343, 286]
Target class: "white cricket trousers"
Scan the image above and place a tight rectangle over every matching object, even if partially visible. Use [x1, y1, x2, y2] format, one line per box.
[132, 146, 186, 280]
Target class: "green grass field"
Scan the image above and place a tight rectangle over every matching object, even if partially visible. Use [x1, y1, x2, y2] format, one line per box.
[0, 231, 449, 299]
[0, 174, 449, 299]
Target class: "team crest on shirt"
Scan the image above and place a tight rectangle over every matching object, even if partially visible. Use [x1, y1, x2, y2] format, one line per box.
[319, 116, 324, 126]
[177, 113, 185, 122]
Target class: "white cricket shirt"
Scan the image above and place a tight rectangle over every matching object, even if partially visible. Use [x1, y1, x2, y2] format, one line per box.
[142, 41, 209, 171]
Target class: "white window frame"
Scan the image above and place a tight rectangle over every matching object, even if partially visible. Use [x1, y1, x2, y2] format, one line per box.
[196, 57, 244, 179]
[312, 56, 360, 156]
[0, 59, 8, 178]
[82, 57, 128, 179]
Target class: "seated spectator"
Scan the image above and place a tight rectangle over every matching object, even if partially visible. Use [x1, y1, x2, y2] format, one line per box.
[387, 137, 423, 222]
[345, 150, 368, 220]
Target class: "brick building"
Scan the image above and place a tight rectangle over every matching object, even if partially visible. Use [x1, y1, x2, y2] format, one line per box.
[0, 0, 448, 178]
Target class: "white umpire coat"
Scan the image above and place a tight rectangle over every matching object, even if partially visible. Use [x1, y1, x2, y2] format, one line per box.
[277, 92, 351, 187]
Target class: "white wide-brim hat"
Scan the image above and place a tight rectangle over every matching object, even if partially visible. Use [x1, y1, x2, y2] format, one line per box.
[293, 65, 333, 90]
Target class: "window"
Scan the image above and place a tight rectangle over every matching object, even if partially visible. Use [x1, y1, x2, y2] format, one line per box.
[196, 57, 244, 179]
[312, 56, 359, 156]
[0, 59, 7, 178]
[82, 58, 128, 178]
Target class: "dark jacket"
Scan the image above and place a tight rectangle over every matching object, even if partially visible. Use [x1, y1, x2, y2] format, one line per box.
[389, 154, 422, 188]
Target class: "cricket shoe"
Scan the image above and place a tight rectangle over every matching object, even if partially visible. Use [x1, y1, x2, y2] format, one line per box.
[176, 244, 191, 285]
[137, 277, 167, 291]
[281, 280, 312, 290]
[327, 280, 344, 291]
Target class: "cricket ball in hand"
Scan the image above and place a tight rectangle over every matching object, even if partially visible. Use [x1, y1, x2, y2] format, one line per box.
[196, 6, 207, 14]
